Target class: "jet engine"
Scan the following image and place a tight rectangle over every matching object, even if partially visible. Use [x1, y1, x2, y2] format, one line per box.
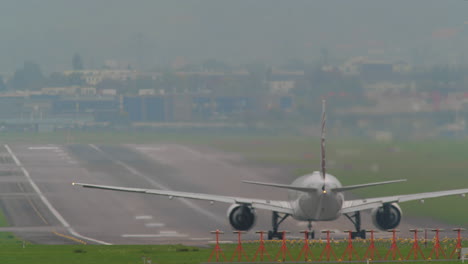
[227, 204, 256, 231]
[371, 203, 402, 230]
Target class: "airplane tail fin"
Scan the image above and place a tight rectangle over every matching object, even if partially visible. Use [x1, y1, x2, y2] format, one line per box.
[320, 99, 327, 190]
[331, 179, 407, 192]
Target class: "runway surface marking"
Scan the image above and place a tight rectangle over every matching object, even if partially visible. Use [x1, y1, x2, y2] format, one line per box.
[88, 144, 225, 225]
[135, 147, 167, 152]
[28, 147, 59, 150]
[189, 237, 211, 241]
[122, 231, 188, 238]
[208, 240, 234, 244]
[135, 215, 153, 220]
[145, 223, 165, 228]
[4, 144, 111, 245]
[53, 231, 87, 245]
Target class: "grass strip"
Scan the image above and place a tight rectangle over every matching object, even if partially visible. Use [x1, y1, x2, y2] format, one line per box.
[0, 240, 467, 264]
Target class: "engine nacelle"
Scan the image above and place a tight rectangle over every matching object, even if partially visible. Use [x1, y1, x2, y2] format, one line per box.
[227, 204, 256, 231]
[371, 203, 402, 231]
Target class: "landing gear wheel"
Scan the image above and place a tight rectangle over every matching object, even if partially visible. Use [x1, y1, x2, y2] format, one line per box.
[267, 211, 290, 240]
[307, 221, 315, 239]
[351, 230, 366, 239]
[344, 211, 366, 239]
[309, 231, 315, 239]
[268, 230, 282, 240]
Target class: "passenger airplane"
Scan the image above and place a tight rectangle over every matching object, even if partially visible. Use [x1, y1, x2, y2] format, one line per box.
[73, 100, 468, 239]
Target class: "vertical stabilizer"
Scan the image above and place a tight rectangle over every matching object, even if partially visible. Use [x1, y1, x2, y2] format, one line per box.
[321, 99, 326, 182]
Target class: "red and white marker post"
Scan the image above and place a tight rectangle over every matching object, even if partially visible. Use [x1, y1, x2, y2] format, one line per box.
[406, 229, 425, 260]
[363, 230, 380, 260]
[319, 230, 338, 261]
[297, 230, 313, 261]
[230, 231, 249, 262]
[385, 229, 403, 260]
[451, 228, 466, 259]
[429, 228, 446, 259]
[207, 229, 226, 262]
[252, 231, 271, 262]
[274, 231, 293, 262]
[342, 230, 359, 261]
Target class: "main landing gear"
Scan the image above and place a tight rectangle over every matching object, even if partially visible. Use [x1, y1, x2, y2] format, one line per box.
[268, 211, 365, 240]
[267, 212, 315, 240]
[268, 212, 290, 240]
[306, 220, 315, 239]
[344, 211, 366, 239]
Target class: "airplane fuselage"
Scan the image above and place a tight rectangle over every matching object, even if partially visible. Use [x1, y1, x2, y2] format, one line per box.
[288, 171, 344, 221]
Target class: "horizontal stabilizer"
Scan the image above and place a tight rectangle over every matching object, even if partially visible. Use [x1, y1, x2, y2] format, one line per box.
[332, 179, 407, 192]
[242, 180, 317, 193]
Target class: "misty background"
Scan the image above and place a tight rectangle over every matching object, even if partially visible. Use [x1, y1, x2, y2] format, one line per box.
[1, 0, 467, 72]
[0, 0, 467, 140]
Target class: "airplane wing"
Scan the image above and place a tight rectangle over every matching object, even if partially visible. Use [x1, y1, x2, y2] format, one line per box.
[341, 188, 468, 214]
[73, 183, 294, 214]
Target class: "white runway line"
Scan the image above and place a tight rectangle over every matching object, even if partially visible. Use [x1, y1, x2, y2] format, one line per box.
[190, 237, 211, 241]
[208, 240, 233, 244]
[145, 223, 165, 228]
[122, 231, 188, 238]
[5, 144, 111, 245]
[135, 215, 153, 220]
[135, 147, 167, 152]
[28, 147, 59, 150]
[160, 231, 179, 235]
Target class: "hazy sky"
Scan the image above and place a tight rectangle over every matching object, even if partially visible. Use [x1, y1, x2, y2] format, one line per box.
[0, 0, 467, 72]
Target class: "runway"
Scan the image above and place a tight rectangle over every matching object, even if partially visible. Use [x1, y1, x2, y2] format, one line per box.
[0, 143, 297, 244]
[0, 143, 461, 244]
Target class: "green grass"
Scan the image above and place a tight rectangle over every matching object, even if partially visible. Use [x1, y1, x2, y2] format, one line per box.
[0, 232, 21, 244]
[0, 240, 467, 264]
[0, 244, 207, 264]
[0, 209, 10, 228]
